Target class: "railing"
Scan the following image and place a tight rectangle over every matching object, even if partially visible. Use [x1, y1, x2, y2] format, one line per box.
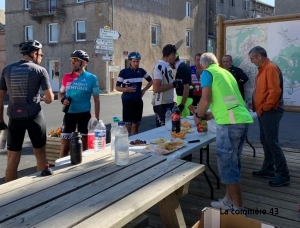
[28, 0, 65, 17]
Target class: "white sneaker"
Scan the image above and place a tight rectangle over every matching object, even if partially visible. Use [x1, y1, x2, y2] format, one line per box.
[210, 197, 233, 210]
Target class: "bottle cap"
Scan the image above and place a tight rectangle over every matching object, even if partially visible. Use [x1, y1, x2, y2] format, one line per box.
[113, 116, 118, 120]
[118, 121, 125, 126]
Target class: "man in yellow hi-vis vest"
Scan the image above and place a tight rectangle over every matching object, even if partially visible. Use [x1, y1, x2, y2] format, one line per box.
[194, 52, 253, 213]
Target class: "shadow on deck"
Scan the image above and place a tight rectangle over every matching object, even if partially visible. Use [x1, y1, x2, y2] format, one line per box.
[146, 143, 300, 228]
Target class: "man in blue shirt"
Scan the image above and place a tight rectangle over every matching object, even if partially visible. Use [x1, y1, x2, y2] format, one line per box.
[116, 52, 153, 135]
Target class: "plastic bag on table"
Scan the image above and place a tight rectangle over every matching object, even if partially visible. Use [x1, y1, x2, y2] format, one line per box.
[207, 119, 217, 134]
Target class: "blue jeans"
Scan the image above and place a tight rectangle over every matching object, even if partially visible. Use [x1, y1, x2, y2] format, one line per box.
[216, 124, 249, 184]
[258, 109, 289, 175]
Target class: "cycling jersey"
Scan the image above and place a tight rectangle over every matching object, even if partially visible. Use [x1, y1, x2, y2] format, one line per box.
[116, 67, 152, 101]
[190, 65, 202, 96]
[60, 71, 100, 113]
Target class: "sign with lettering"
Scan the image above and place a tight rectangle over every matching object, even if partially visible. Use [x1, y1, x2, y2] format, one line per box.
[94, 49, 114, 55]
[99, 29, 121, 40]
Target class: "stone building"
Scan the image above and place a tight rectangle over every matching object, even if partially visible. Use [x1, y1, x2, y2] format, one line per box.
[5, 0, 207, 92]
[274, 0, 298, 15]
[207, 0, 274, 53]
[0, 9, 5, 73]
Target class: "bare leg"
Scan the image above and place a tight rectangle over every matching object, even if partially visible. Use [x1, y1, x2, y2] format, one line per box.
[60, 139, 70, 158]
[6, 150, 21, 182]
[131, 123, 140, 135]
[125, 125, 132, 135]
[226, 183, 242, 207]
[33, 145, 48, 172]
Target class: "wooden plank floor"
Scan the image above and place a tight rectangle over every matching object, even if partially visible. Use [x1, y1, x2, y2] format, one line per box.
[145, 143, 300, 228]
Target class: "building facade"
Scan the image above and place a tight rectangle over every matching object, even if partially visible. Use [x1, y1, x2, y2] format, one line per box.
[5, 0, 207, 92]
[274, 0, 298, 15]
[208, 0, 274, 53]
[0, 9, 5, 73]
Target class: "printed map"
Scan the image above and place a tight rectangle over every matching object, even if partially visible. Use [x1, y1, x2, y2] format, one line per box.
[226, 21, 300, 106]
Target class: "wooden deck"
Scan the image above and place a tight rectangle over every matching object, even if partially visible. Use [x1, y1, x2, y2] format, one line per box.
[145, 143, 300, 228]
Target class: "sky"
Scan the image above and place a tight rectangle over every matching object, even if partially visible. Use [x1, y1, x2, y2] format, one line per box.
[0, 0, 275, 11]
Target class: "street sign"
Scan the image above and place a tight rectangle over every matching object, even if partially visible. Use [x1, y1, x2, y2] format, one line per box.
[94, 49, 114, 55]
[95, 45, 114, 50]
[95, 38, 114, 46]
[109, 66, 121, 72]
[102, 56, 113, 61]
[100, 29, 121, 40]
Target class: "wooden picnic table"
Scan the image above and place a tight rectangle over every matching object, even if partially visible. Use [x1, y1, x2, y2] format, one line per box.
[0, 148, 205, 228]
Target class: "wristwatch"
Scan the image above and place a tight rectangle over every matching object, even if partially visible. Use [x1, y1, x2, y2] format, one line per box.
[195, 113, 205, 119]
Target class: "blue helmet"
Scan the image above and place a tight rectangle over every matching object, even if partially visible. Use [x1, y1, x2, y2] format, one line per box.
[128, 52, 141, 60]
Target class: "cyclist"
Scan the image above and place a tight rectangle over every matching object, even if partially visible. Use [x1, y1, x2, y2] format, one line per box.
[58, 50, 100, 157]
[116, 52, 153, 135]
[0, 40, 54, 182]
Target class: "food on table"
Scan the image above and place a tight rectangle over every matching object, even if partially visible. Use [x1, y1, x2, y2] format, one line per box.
[151, 138, 185, 155]
[171, 131, 186, 139]
[181, 121, 192, 128]
[181, 126, 194, 133]
[197, 120, 208, 133]
[150, 138, 169, 144]
[129, 139, 147, 145]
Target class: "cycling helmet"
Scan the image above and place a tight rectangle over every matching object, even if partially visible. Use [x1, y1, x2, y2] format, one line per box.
[70, 50, 89, 62]
[128, 52, 141, 60]
[19, 40, 43, 54]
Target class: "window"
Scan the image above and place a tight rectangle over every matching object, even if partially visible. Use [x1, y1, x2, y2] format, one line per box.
[49, 23, 58, 43]
[220, 0, 224, 3]
[49, 60, 60, 81]
[49, 0, 57, 13]
[25, 0, 31, 10]
[25, 26, 33, 41]
[230, 0, 235, 6]
[186, 31, 191, 47]
[243, 0, 248, 10]
[77, 0, 84, 2]
[75, 21, 86, 41]
[151, 24, 159, 46]
[186, 2, 191, 17]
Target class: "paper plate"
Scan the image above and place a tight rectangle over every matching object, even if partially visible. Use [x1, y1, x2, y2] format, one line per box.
[150, 138, 169, 144]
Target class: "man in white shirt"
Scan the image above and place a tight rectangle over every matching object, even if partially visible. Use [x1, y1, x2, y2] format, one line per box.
[152, 44, 183, 127]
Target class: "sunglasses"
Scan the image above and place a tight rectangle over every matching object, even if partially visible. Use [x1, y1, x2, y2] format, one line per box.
[70, 57, 83, 62]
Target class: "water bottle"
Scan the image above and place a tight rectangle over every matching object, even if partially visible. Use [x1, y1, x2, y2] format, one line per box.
[115, 121, 129, 166]
[171, 105, 181, 133]
[94, 120, 106, 152]
[70, 132, 82, 165]
[165, 108, 172, 131]
[0, 129, 8, 149]
[87, 115, 98, 150]
[110, 117, 120, 158]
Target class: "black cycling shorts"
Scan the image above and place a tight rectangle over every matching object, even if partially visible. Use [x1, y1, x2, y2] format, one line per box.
[61, 112, 91, 139]
[7, 114, 46, 151]
[122, 99, 143, 125]
[153, 103, 174, 127]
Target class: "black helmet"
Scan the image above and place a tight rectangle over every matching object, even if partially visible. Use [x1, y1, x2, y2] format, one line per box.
[128, 52, 141, 60]
[19, 40, 42, 54]
[70, 50, 89, 62]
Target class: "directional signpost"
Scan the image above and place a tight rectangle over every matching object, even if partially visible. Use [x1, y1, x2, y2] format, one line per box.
[95, 28, 121, 94]
[99, 29, 121, 40]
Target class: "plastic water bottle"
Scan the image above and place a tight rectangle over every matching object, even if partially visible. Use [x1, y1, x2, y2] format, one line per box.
[115, 121, 129, 166]
[87, 115, 98, 150]
[110, 117, 120, 158]
[165, 108, 172, 131]
[0, 129, 8, 149]
[94, 120, 106, 152]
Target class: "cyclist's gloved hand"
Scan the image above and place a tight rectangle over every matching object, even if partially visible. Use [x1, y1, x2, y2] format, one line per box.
[178, 104, 184, 112]
[0, 122, 8, 130]
[172, 80, 183, 88]
[61, 96, 67, 104]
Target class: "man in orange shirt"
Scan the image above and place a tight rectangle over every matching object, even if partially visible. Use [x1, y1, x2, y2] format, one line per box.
[249, 46, 290, 187]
